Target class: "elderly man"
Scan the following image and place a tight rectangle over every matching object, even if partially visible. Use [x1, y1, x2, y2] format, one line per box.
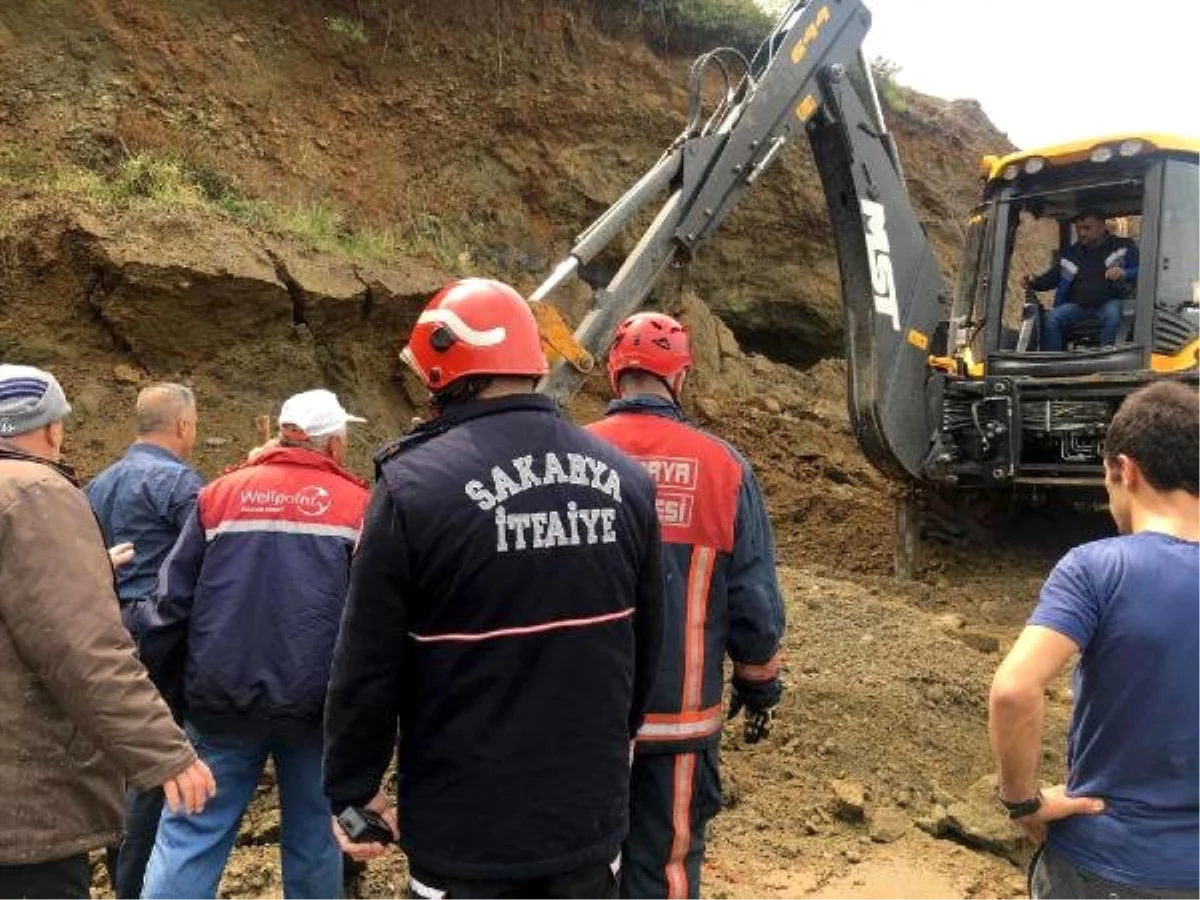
[88, 383, 203, 635]
[86, 382, 204, 899]
[0, 364, 215, 900]
[139, 388, 370, 899]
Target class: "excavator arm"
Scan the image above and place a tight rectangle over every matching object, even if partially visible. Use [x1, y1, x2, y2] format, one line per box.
[530, 0, 949, 483]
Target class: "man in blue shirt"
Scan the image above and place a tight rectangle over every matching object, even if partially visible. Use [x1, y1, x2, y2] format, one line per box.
[86, 382, 203, 899]
[989, 380, 1199, 898]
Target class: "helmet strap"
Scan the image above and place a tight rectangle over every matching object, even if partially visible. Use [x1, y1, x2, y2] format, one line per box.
[667, 370, 688, 403]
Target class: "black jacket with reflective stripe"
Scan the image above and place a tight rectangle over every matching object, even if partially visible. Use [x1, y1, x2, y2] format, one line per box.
[323, 394, 664, 880]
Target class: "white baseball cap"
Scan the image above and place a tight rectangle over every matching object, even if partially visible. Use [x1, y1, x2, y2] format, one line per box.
[279, 389, 366, 439]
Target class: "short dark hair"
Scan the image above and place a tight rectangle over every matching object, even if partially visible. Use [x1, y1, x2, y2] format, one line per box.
[1105, 381, 1198, 495]
[430, 374, 494, 411]
[1074, 207, 1107, 224]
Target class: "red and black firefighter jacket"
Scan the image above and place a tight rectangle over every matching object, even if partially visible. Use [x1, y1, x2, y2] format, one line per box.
[587, 396, 785, 755]
[322, 394, 665, 881]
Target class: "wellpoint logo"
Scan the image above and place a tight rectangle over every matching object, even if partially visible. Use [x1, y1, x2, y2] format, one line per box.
[239, 485, 333, 517]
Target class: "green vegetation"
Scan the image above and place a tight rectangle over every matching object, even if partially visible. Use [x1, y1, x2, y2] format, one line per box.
[0, 147, 396, 262]
[609, 0, 775, 55]
[325, 16, 369, 44]
[870, 56, 907, 114]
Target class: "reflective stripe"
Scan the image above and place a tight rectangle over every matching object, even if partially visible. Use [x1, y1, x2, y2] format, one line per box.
[638, 703, 723, 741]
[409, 607, 635, 644]
[417, 308, 506, 347]
[1060, 258, 1079, 277]
[204, 519, 360, 542]
[734, 650, 783, 682]
[682, 547, 714, 711]
[665, 753, 696, 899]
[1105, 247, 1128, 267]
[408, 876, 447, 899]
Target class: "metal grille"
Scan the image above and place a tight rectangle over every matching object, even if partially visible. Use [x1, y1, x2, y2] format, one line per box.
[1153, 305, 1200, 356]
[1021, 400, 1110, 435]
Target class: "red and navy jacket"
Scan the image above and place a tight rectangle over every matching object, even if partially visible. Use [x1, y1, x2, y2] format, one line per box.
[588, 396, 785, 755]
[323, 394, 665, 880]
[138, 446, 368, 731]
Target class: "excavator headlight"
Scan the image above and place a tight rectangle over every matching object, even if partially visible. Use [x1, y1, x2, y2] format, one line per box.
[1001, 163, 1020, 181]
[1090, 145, 1114, 163]
[1023, 156, 1046, 174]
[1118, 139, 1145, 157]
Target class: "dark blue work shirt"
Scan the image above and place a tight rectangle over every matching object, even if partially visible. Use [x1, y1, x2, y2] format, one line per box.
[1030, 531, 1199, 889]
[86, 443, 204, 607]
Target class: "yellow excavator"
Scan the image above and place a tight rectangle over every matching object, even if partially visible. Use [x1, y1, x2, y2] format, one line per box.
[524, 0, 1199, 571]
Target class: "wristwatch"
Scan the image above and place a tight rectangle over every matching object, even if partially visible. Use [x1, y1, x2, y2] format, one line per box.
[996, 787, 1043, 820]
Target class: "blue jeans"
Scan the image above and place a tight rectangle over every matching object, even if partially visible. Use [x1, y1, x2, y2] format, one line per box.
[1042, 299, 1123, 351]
[141, 722, 341, 899]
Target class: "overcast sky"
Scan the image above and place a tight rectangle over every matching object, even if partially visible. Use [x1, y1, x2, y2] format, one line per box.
[846, 0, 1199, 149]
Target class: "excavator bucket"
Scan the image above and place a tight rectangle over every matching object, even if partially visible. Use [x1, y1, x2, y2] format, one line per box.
[528, 300, 595, 375]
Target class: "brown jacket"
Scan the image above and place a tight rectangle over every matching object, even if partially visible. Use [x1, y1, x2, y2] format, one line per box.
[0, 446, 197, 865]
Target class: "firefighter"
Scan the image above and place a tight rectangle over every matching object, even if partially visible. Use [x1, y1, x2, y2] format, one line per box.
[323, 278, 665, 899]
[587, 312, 785, 900]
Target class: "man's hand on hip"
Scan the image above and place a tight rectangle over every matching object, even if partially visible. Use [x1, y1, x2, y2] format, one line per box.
[1013, 784, 1105, 844]
[162, 759, 217, 815]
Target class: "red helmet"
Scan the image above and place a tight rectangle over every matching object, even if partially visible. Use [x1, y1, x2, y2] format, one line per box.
[401, 278, 548, 390]
[607, 312, 692, 396]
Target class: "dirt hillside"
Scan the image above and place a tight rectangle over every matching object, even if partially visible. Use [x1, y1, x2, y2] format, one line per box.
[0, 2, 1108, 897]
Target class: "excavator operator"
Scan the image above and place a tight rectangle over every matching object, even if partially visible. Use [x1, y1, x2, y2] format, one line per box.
[1023, 208, 1139, 351]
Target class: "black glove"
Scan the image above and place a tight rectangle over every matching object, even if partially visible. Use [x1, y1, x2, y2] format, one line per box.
[728, 677, 781, 744]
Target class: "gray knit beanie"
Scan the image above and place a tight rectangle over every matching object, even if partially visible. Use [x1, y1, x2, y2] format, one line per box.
[0, 364, 72, 436]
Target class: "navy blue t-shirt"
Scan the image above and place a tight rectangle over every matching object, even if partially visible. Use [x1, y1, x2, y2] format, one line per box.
[1030, 531, 1199, 889]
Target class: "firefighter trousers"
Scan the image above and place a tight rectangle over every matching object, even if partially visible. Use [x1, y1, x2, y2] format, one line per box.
[621, 747, 723, 900]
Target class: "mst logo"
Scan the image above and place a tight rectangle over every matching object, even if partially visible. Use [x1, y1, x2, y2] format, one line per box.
[238, 485, 333, 517]
[861, 198, 900, 332]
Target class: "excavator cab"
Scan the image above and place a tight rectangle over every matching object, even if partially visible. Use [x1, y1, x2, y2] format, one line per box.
[929, 134, 1199, 487]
